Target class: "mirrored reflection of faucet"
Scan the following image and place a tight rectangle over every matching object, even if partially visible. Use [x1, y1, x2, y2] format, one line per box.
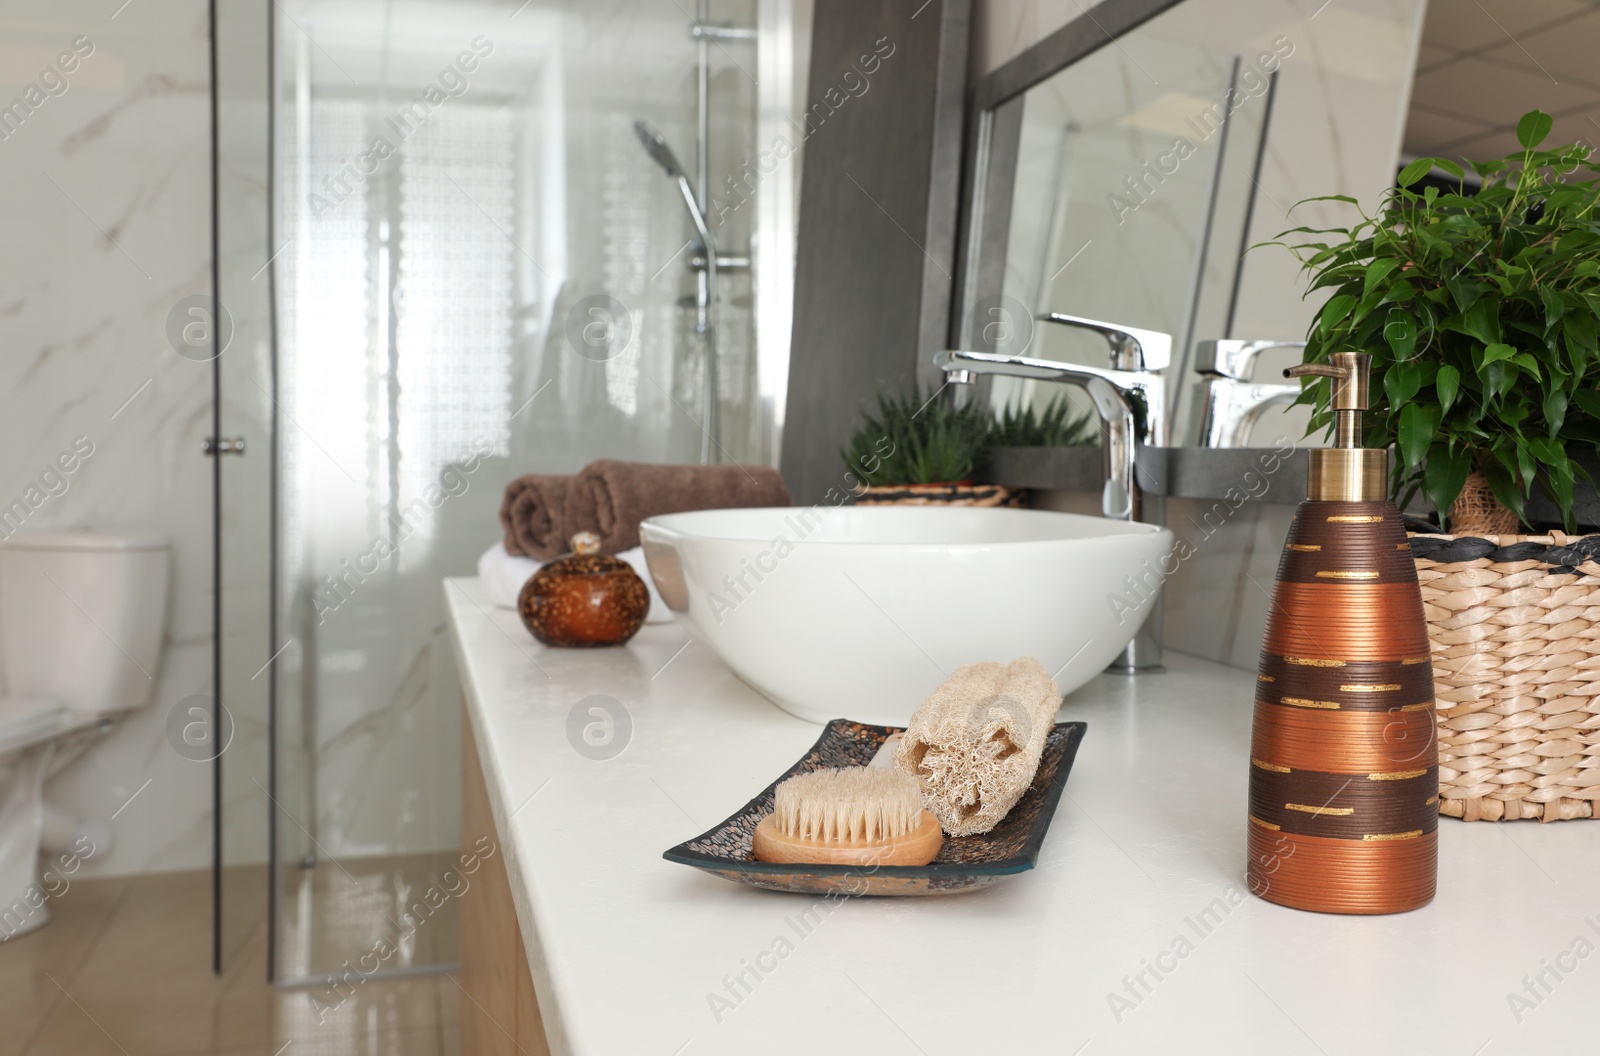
[1194, 339, 1305, 448]
[936, 313, 1170, 673]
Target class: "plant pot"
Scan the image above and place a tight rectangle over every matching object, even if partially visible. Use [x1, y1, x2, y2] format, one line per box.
[851, 483, 1026, 507]
[1410, 530, 1600, 821]
[1446, 470, 1520, 535]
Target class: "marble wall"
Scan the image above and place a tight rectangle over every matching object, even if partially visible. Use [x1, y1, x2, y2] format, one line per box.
[0, 1, 214, 875]
[973, 0, 1427, 667]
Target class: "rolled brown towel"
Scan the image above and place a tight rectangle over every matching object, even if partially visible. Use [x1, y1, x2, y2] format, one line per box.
[574, 460, 791, 553]
[500, 474, 574, 559]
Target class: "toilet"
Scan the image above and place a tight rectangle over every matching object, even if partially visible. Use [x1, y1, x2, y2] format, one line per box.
[0, 531, 169, 939]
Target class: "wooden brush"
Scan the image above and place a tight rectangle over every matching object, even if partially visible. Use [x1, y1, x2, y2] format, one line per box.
[752, 767, 943, 867]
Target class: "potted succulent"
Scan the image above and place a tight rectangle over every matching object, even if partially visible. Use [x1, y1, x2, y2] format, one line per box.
[841, 388, 1094, 506]
[1282, 109, 1600, 822]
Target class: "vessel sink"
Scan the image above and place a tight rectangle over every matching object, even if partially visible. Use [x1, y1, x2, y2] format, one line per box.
[640, 506, 1173, 725]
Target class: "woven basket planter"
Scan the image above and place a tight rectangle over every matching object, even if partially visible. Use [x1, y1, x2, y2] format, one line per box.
[1410, 531, 1600, 821]
[852, 483, 1026, 507]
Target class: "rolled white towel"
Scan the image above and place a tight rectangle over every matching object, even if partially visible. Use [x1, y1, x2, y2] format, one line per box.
[476, 541, 671, 622]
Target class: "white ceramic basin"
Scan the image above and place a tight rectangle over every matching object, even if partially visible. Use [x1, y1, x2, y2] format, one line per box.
[640, 506, 1173, 725]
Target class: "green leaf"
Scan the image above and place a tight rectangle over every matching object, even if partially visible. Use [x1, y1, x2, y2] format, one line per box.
[1538, 286, 1566, 332]
[1431, 158, 1465, 180]
[1319, 294, 1358, 334]
[1544, 383, 1571, 433]
[1455, 298, 1502, 345]
[1572, 389, 1600, 418]
[1517, 443, 1537, 490]
[1436, 364, 1460, 412]
[1385, 359, 1423, 407]
[1397, 158, 1436, 187]
[1426, 445, 1471, 526]
[1546, 454, 1577, 532]
[1397, 403, 1439, 470]
[1517, 109, 1554, 149]
[1363, 258, 1399, 301]
[1384, 312, 1418, 361]
[1565, 311, 1597, 373]
[1481, 343, 1518, 366]
[1445, 277, 1484, 314]
[1483, 462, 1527, 519]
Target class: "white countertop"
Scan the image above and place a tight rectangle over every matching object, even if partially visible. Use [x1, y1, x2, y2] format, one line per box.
[445, 575, 1600, 1056]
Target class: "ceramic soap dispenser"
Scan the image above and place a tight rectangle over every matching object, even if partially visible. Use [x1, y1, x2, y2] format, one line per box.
[1247, 351, 1438, 914]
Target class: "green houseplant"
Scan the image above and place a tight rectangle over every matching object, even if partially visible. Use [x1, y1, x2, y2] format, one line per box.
[1281, 109, 1600, 533]
[841, 387, 1094, 504]
[1283, 110, 1600, 825]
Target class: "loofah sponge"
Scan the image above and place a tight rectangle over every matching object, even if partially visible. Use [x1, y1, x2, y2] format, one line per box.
[894, 657, 1061, 836]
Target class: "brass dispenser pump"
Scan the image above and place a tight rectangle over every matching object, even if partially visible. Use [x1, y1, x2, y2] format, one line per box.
[1286, 351, 1386, 502]
[1247, 351, 1439, 914]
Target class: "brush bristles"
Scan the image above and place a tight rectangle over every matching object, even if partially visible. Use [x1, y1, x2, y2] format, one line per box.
[770, 767, 924, 844]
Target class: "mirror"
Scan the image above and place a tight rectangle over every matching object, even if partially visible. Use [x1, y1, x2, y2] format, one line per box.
[955, 0, 1425, 452]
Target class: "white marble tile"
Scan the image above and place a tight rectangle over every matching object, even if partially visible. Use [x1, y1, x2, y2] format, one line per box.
[0, 1, 214, 875]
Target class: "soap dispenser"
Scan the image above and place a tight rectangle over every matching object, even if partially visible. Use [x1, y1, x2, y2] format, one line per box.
[1247, 352, 1438, 914]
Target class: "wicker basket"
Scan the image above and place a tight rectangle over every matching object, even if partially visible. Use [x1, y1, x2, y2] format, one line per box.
[851, 483, 1026, 507]
[1411, 531, 1600, 821]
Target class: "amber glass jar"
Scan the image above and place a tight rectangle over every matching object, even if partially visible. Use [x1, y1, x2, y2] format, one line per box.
[518, 533, 649, 647]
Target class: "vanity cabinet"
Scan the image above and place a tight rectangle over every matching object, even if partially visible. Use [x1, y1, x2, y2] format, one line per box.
[459, 708, 550, 1055]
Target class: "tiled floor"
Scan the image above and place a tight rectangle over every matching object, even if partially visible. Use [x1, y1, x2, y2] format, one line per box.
[1, 866, 462, 1055]
[274, 853, 459, 982]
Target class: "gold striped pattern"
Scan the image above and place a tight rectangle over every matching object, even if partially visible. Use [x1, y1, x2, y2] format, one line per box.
[1252, 757, 1291, 773]
[1425, 795, 1439, 806]
[1286, 803, 1355, 816]
[1316, 570, 1380, 580]
[1258, 674, 1276, 683]
[1363, 830, 1423, 842]
[1327, 515, 1383, 523]
[1396, 543, 1410, 551]
[1340, 683, 1402, 693]
[1283, 657, 1346, 668]
[1286, 544, 1322, 552]
[1248, 815, 1281, 831]
[1282, 696, 1341, 710]
[1399, 702, 1434, 712]
[1401, 657, 1430, 665]
[1368, 769, 1429, 781]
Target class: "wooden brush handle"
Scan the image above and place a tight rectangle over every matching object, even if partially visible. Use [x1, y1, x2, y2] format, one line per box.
[1247, 500, 1438, 915]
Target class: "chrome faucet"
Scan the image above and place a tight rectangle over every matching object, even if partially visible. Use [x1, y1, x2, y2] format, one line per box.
[1194, 339, 1305, 448]
[936, 312, 1170, 672]
[938, 313, 1168, 520]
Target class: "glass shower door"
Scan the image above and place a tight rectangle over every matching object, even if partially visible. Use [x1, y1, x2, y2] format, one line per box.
[256, 0, 807, 984]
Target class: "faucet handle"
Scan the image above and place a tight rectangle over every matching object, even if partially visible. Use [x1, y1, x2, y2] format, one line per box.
[1038, 313, 1171, 372]
[1196, 339, 1306, 381]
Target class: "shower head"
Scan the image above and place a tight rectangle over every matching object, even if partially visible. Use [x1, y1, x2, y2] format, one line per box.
[633, 120, 686, 179]
[633, 119, 714, 250]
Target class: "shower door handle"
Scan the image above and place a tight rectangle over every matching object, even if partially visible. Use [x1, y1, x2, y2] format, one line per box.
[204, 436, 247, 456]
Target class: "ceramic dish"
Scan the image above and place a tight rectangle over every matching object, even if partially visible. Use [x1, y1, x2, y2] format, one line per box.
[663, 719, 1086, 896]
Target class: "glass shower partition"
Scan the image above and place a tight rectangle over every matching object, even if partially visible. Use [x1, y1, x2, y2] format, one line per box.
[208, 0, 811, 985]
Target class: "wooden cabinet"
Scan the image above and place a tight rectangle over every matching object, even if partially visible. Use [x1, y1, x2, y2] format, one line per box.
[459, 707, 550, 1056]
